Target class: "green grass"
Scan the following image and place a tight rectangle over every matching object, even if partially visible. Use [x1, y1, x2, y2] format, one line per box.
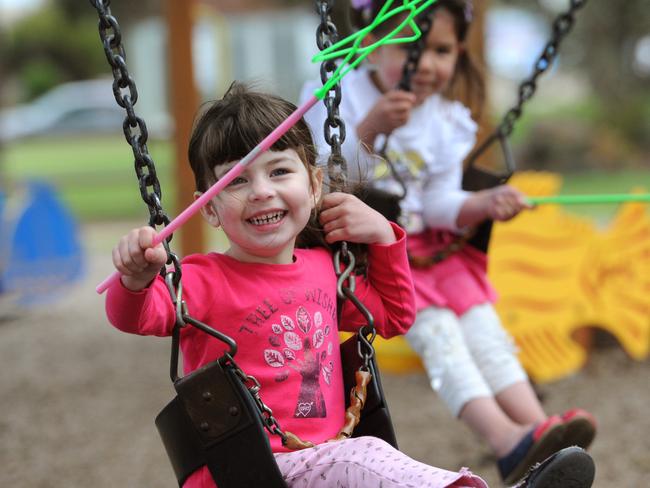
[2, 135, 175, 221]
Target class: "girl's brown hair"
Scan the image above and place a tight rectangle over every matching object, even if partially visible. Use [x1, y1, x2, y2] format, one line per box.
[187, 82, 328, 249]
[350, 0, 485, 114]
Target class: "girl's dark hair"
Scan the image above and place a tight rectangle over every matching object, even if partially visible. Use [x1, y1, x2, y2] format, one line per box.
[350, 0, 485, 115]
[187, 82, 328, 249]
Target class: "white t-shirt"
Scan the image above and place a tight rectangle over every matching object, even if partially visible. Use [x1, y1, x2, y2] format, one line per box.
[300, 66, 477, 233]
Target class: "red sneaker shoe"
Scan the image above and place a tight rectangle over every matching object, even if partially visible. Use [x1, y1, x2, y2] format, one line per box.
[561, 408, 596, 450]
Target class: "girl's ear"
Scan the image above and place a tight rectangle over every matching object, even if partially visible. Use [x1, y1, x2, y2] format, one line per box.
[195, 191, 220, 228]
[310, 167, 324, 209]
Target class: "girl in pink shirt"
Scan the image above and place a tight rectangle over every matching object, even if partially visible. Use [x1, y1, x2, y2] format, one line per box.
[106, 83, 593, 488]
[106, 82, 487, 488]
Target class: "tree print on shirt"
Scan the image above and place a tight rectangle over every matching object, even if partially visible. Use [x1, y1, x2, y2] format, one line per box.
[263, 306, 333, 418]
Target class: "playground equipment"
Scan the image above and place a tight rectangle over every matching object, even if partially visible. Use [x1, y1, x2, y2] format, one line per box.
[0, 181, 84, 307]
[89, 1, 436, 486]
[491, 172, 650, 383]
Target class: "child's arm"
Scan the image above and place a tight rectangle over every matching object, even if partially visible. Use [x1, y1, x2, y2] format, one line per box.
[456, 185, 533, 228]
[422, 162, 532, 231]
[105, 226, 175, 337]
[319, 193, 416, 338]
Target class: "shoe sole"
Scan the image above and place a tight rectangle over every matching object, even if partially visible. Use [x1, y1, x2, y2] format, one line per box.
[503, 423, 566, 485]
[523, 447, 595, 488]
[562, 417, 596, 450]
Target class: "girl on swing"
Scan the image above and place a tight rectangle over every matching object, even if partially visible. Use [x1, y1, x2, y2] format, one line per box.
[300, 0, 597, 485]
[105, 83, 593, 487]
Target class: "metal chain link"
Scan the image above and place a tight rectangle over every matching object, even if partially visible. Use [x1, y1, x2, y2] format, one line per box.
[466, 0, 588, 170]
[397, 7, 435, 91]
[232, 365, 288, 443]
[495, 0, 588, 139]
[316, 0, 347, 193]
[378, 5, 436, 197]
[88, 0, 170, 229]
[315, 0, 377, 370]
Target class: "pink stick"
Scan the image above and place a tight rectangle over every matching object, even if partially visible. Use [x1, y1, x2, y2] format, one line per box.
[96, 95, 319, 294]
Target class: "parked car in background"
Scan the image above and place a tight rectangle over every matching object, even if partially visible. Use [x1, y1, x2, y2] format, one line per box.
[0, 78, 170, 143]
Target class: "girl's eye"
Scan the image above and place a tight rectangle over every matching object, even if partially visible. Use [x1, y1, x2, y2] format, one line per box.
[227, 176, 247, 187]
[271, 167, 290, 177]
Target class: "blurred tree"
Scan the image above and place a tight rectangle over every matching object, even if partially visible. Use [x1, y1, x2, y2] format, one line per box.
[57, 0, 161, 21]
[5, 5, 105, 100]
[2, 0, 162, 102]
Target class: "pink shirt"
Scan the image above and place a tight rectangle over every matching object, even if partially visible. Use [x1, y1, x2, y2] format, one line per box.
[407, 229, 497, 316]
[105, 224, 415, 487]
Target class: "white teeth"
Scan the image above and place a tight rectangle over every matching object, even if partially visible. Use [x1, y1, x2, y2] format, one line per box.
[249, 212, 285, 225]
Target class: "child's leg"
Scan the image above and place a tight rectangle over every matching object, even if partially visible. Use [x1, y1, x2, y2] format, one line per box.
[274, 436, 488, 488]
[406, 306, 527, 454]
[459, 304, 546, 425]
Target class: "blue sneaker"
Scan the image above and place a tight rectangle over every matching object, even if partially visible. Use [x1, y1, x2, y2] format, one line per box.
[498, 416, 566, 484]
[511, 446, 595, 488]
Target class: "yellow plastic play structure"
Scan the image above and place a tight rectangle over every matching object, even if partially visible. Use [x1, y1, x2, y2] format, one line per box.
[373, 171, 650, 383]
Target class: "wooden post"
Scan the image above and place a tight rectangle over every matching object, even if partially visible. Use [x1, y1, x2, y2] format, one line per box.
[166, 0, 205, 255]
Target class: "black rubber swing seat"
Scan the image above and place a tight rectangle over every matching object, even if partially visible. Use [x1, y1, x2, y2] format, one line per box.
[155, 334, 397, 488]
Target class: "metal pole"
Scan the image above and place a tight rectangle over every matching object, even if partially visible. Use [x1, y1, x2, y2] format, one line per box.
[166, 0, 205, 255]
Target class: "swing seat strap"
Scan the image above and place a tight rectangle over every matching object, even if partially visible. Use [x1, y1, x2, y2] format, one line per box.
[340, 334, 398, 448]
[155, 360, 288, 488]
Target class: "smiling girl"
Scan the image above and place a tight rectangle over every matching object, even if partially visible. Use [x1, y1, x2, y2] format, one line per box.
[104, 83, 498, 488]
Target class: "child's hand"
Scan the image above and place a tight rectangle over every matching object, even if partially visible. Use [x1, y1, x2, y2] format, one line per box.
[482, 185, 533, 222]
[319, 192, 396, 245]
[112, 226, 167, 291]
[356, 90, 416, 146]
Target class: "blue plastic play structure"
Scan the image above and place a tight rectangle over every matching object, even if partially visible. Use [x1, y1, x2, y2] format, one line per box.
[0, 181, 84, 306]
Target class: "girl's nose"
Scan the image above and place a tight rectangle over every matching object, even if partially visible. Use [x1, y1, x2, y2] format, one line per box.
[249, 177, 275, 201]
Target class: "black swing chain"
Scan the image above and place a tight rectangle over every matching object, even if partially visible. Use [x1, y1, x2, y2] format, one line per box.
[316, 0, 376, 369]
[469, 0, 588, 167]
[397, 6, 435, 92]
[378, 5, 436, 198]
[89, 0, 290, 444]
[316, 0, 347, 194]
[497, 0, 588, 139]
[88, 0, 170, 231]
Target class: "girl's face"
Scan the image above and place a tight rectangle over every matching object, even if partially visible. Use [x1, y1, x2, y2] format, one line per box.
[369, 8, 463, 105]
[201, 149, 322, 264]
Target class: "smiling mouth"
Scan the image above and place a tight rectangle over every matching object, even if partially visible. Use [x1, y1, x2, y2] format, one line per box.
[247, 211, 287, 226]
